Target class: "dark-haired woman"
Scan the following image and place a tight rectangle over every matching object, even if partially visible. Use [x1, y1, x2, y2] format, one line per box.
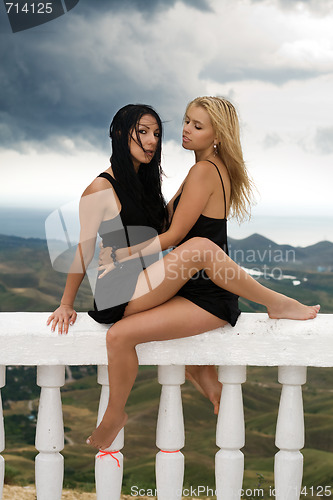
[47, 99, 319, 451]
[47, 104, 169, 330]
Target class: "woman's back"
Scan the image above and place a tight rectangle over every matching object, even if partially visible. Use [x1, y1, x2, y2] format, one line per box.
[173, 160, 229, 251]
[173, 160, 241, 327]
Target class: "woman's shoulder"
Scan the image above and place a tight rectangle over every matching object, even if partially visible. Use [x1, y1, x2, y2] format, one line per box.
[185, 160, 225, 185]
[193, 159, 230, 185]
[81, 170, 115, 198]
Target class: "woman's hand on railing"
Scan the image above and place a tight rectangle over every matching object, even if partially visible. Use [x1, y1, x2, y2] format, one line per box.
[46, 304, 77, 334]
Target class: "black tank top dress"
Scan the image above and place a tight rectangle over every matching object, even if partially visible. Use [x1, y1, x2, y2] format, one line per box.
[88, 172, 158, 324]
[174, 161, 241, 327]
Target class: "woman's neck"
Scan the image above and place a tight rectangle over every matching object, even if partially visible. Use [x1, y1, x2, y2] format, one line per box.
[195, 149, 215, 163]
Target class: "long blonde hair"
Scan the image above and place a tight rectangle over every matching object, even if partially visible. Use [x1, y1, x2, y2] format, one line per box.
[186, 96, 254, 222]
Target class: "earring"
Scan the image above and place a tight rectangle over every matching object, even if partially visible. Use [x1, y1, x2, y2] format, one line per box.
[213, 144, 218, 157]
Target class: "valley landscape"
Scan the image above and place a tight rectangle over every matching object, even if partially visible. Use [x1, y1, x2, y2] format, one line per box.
[0, 233, 333, 498]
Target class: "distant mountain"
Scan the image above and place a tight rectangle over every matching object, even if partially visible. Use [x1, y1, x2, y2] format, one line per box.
[0, 234, 47, 250]
[228, 233, 333, 270]
[0, 233, 92, 312]
[1, 232, 332, 271]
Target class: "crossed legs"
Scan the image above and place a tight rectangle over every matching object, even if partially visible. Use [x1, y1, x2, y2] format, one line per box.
[87, 236, 320, 449]
[123, 237, 320, 321]
[87, 296, 226, 449]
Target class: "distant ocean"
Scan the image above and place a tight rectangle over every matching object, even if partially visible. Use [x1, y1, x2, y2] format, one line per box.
[0, 207, 332, 248]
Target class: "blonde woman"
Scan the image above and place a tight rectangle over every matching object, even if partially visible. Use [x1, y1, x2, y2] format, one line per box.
[48, 97, 319, 450]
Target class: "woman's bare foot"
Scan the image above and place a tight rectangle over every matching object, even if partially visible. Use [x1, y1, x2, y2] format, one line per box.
[186, 365, 222, 415]
[267, 296, 320, 320]
[86, 410, 128, 450]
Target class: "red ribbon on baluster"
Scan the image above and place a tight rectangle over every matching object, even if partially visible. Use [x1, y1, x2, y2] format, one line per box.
[97, 450, 121, 468]
[160, 450, 180, 453]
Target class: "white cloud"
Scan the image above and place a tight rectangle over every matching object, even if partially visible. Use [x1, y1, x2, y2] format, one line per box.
[0, 148, 107, 209]
[314, 127, 333, 155]
[1, 0, 333, 229]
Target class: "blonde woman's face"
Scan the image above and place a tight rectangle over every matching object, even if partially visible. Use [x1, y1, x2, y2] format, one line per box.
[182, 105, 216, 153]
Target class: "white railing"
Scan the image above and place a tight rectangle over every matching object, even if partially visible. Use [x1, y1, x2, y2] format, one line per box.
[0, 312, 333, 500]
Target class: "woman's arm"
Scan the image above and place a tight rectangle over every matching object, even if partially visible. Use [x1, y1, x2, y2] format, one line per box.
[47, 178, 113, 333]
[99, 162, 216, 275]
[161, 161, 216, 245]
[166, 179, 186, 222]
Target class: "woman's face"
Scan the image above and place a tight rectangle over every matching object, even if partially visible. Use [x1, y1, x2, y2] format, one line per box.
[182, 105, 216, 155]
[129, 114, 161, 170]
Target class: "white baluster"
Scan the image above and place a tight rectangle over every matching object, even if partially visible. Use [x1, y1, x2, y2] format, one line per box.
[156, 365, 185, 500]
[95, 365, 124, 500]
[0, 366, 5, 500]
[215, 365, 246, 500]
[35, 365, 65, 500]
[275, 366, 306, 500]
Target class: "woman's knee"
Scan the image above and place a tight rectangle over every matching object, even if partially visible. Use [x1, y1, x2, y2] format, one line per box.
[106, 323, 131, 350]
[185, 237, 224, 262]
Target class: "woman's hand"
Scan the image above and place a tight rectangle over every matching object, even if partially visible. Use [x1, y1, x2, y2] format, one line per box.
[98, 242, 114, 266]
[98, 242, 129, 266]
[46, 304, 77, 335]
[97, 261, 115, 279]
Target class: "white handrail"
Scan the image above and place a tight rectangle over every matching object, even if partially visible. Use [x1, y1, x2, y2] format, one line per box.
[0, 312, 332, 500]
[0, 312, 332, 366]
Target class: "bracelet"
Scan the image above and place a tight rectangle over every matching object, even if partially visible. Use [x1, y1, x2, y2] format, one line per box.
[60, 302, 73, 307]
[110, 245, 124, 269]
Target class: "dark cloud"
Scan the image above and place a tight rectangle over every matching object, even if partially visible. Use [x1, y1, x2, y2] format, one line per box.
[201, 62, 323, 85]
[0, 0, 203, 151]
[314, 127, 333, 155]
[80, 0, 212, 14]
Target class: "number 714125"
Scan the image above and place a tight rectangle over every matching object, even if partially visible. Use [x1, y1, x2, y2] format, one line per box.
[301, 486, 332, 497]
[5, 3, 53, 14]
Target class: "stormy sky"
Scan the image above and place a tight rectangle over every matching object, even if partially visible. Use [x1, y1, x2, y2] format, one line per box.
[1, 0, 333, 225]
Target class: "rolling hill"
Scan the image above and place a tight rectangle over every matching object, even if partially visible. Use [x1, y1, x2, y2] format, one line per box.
[0, 233, 332, 498]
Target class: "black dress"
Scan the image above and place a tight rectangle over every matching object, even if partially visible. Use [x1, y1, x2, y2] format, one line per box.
[88, 165, 240, 327]
[88, 172, 158, 324]
[174, 160, 241, 326]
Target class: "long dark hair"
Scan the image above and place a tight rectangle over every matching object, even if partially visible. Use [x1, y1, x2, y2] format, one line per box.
[109, 104, 168, 233]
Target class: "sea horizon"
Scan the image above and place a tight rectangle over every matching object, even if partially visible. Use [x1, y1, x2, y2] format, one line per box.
[0, 206, 332, 248]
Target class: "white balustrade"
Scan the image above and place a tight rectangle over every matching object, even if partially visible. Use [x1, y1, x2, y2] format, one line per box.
[215, 365, 246, 500]
[275, 366, 307, 500]
[156, 365, 185, 500]
[95, 365, 124, 500]
[35, 365, 65, 500]
[0, 366, 5, 500]
[0, 312, 333, 499]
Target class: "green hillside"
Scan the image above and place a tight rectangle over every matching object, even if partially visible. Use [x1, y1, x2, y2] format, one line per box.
[0, 233, 333, 497]
[0, 235, 93, 312]
[3, 366, 333, 498]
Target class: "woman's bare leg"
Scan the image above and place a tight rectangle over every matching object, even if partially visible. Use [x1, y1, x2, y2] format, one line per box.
[185, 365, 221, 415]
[87, 296, 226, 450]
[125, 237, 320, 320]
